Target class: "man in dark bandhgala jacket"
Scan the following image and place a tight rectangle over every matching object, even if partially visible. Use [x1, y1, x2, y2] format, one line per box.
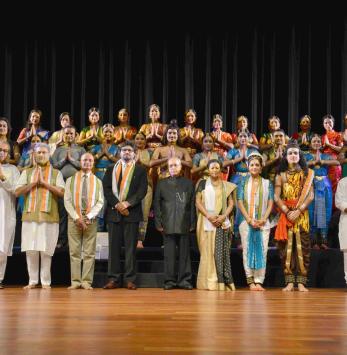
[154, 157, 196, 290]
[102, 141, 147, 290]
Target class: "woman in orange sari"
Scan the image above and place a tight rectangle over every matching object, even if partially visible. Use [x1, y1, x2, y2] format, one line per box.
[338, 113, 347, 178]
[211, 114, 233, 155]
[210, 114, 233, 180]
[321, 114, 343, 194]
[231, 115, 259, 150]
[180, 109, 204, 158]
[139, 104, 167, 151]
[113, 108, 137, 146]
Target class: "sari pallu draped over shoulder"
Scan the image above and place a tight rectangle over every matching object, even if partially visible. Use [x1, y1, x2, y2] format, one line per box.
[242, 176, 271, 270]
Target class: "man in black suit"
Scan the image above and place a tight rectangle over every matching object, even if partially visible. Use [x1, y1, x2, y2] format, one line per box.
[103, 141, 147, 290]
[154, 157, 196, 290]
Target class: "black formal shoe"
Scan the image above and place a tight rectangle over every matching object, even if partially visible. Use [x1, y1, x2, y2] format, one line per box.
[179, 284, 193, 290]
[163, 284, 176, 290]
[126, 282, 137, 290]
[103, 280, 120, 289]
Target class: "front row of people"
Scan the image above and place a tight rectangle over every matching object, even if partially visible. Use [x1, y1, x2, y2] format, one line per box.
[0, 139, 347, 291]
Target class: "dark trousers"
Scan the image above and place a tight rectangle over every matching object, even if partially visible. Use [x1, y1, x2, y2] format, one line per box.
[107, 221, 138, 284]
[58, 197, 68, 244]
[277, 230, 311, 285]
[164, 234, 192, 287]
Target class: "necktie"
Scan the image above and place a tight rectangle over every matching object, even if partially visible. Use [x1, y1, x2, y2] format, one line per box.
[81, 174, 88, 211]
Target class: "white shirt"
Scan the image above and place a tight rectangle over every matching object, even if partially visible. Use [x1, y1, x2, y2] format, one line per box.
[64, 172, 104, 221]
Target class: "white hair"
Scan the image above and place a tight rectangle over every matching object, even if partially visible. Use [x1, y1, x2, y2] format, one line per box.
[33, 143, 50, 152]
[168, 157, 182, 166]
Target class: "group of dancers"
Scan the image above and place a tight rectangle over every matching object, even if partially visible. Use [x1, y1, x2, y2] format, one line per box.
[0, 105, 347, 291]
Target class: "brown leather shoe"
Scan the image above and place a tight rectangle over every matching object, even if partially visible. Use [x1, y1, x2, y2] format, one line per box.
[103, 280, 120, 289]
[126, 282, 137, 290]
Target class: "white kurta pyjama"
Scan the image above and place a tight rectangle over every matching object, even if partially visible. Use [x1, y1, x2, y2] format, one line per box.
[335, 177, 347, 283]
[16, 169, 65, 256]
[0, 164, 20, 255]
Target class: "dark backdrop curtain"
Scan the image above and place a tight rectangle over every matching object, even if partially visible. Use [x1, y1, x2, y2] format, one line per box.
[1, 20, 346, 140]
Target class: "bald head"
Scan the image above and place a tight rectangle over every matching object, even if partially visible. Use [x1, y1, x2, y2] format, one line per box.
[81, 153, 94, 173]
[168, 157, 182, 177]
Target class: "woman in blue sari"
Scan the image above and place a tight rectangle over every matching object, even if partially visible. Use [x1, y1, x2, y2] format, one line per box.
[90, 124, 119, 231]
[17, 109, 50, 156]
[306, 134, 339, 249]
[224, 130, 257, 244]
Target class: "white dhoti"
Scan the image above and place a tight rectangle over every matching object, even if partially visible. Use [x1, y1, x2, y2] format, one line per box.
[336, 177, 347, 284]
[21, 222, 59, 255]
[21, 222, 59, 286]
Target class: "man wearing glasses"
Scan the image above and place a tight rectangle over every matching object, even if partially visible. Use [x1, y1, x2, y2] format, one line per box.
[102, 141, 148, 290]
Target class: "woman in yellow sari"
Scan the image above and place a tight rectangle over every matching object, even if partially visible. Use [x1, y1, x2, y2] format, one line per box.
[77, 107, 104, 151]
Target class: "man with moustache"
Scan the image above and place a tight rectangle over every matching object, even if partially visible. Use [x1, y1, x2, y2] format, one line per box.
[0, 141, 20, 288]
[154, 157, 195, 290]
[262, 129, 287, 185]
[103, 141, 147, 290]
[64, 153, 104, 289]
[52, 125, 86, 248]
[15, 143, 65, 289]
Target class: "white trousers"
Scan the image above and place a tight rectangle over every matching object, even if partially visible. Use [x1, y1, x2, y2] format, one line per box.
[239, 221, 270, 284]
[0, 252, 8, 282]
[26, 251, 52, 286]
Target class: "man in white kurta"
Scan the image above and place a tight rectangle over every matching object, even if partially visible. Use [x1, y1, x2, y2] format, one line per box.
[335, 177, 347, 285]
[15, 143, 65, 289]
[0, 142, 20, 288]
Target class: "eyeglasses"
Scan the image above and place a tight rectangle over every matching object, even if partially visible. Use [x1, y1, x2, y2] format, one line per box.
[0, 148, 9, 153]
[121, 148, 134, 152]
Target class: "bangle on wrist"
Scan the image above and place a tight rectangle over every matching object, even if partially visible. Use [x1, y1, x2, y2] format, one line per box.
[281, 205, 288, 213]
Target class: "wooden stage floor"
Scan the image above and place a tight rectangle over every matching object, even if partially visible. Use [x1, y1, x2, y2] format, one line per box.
[1, 288, 347, 354]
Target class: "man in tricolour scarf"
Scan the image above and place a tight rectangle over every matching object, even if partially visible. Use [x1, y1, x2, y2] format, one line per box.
[15, 143, 65, 289]
[64, 153, 104, 289]
[102, 141, 147, 290]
